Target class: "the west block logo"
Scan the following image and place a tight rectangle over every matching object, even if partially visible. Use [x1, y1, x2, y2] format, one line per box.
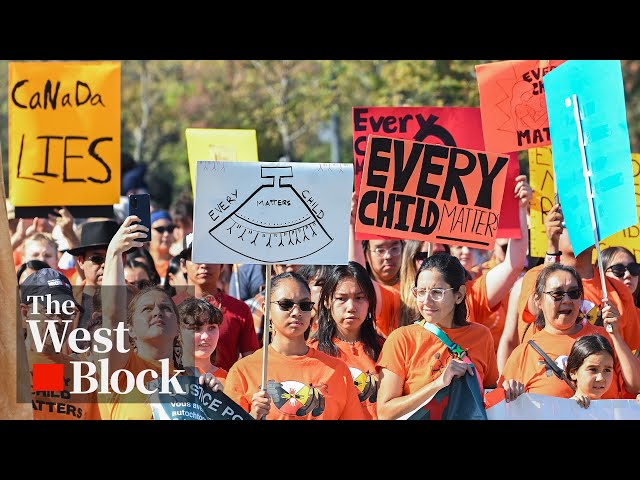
[26, 294, 186, 396]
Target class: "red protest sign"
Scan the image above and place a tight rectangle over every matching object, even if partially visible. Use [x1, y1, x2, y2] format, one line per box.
[355, 135, 509, 250]
[352, 106, 519, 240]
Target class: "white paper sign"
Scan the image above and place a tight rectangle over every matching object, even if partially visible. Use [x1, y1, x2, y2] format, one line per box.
[192, 161, 353, 265]
[487, 393, 640, 420]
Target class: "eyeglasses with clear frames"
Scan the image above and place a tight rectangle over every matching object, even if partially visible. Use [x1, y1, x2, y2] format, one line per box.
[370, 245, 402, 258]
[411, 287, 455, 302]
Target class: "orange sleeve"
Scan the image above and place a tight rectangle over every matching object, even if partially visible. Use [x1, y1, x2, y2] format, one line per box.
[375, 283, 401, 338]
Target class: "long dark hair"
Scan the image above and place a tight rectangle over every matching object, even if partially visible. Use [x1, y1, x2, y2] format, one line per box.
[415, 253, 469, 327]
[311, 262, 383, 360]
[533, 263, 583, 330]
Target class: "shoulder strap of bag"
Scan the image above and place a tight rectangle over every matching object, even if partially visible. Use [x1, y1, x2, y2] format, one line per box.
[414, 319, 467, 360]
[527, 339, 576, 392]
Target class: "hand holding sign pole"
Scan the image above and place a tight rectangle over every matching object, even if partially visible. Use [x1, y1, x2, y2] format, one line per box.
[545, 60, 637, 333]
[570, 93, 610, 326]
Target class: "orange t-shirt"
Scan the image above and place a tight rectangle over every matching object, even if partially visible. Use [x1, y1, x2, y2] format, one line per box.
[376, 322, 499, 395]
[307, 337, 384, 420]
[517, 265, 640, 351]
[29, 350, 102, 420]
[225, 345, 366, 420]
[499, 324, 626, 399]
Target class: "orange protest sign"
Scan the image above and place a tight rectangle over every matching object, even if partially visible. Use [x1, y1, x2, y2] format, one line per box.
[476, 60, 565, 154]
[8, 61, 121, 207]
[355, 135, 509, 250]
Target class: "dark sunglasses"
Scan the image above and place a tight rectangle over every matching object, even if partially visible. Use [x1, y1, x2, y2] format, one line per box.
[607, 263, 640, 278]
[414, 252, 429, 263]
[154, 225, 176, 234]
[271, 299, 315, 312]
[544, 288, 582, 301]
[88, 255, 105, 265]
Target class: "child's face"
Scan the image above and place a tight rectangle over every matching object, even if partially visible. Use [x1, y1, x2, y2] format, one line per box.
[570, 352, 614, 399]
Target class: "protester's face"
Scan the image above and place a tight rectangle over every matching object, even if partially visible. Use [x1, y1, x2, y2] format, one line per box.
[365, 240, 402, 284]
[180, 315, 220, 363]
[150, 218, 175, 253]
[450, 246, 480, 271]
[414, 268, 463, 325]
[124, 266, 151, 286]
[130, 290, 178, 345]
[172, 218, 192, 243]
[570, 351, 614, 400]
[327, 277, 369, 337]
[183, 256, 221, 291]
[536, 271, 582, 333]
[22, 240, 57, 269]
[78, 248, 107, 286]
[605, 251, 639, 295]
[267, 278, 312, 340]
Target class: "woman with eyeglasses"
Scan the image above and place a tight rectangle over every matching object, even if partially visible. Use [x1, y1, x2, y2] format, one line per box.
[506, 204, 640, 357]
[308, 262, 386, 419]
[399, 240, 450, 328]
[148, 210, 176, 282]
[225, 271, 366, 420]
[498, 263, 640, 402]
[377, 253, 508, 419]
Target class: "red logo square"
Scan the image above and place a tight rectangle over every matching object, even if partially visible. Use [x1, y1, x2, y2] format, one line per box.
[32, 364, 64, 391]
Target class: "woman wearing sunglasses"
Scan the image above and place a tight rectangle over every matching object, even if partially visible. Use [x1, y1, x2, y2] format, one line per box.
[308, 262, 386, 419]
[225, 271, 366, 420]
[149, 210, 176, 281]
[601, 246, 640, 308]
[377, 253, 505, 419]
[498, 263, 640, 401]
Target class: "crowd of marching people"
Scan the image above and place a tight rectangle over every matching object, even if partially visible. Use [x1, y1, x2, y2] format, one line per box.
[10, 161, 640, 420]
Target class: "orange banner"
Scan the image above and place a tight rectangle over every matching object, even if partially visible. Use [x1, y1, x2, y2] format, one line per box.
[8, 61, 121, 207]
[476, 60, 565, 154]
[355, 135, 509, 250]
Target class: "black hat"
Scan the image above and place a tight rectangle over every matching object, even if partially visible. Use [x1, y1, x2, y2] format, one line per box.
[67, 220, 120, 256]
[21, 268, 81, 310]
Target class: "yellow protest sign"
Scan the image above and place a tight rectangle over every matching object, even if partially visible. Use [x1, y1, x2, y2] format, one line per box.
[8, 61, 121, 207]
[185, 128, 259, 194]
[528, 147, 640, 260]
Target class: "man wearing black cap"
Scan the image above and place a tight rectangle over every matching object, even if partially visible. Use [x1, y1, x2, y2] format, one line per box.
[20, 268, 102, 420]
[67, 219, 120, 330]
[175, 233, 259, 372]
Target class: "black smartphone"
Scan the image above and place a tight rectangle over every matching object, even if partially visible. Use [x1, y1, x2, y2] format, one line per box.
[128, 193, 151, 242]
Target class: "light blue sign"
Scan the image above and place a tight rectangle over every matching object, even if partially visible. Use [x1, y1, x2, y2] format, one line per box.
[544, 60, 637, 255]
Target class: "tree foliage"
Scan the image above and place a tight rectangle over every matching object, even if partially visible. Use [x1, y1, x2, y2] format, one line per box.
[1, 59, 640, 209]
